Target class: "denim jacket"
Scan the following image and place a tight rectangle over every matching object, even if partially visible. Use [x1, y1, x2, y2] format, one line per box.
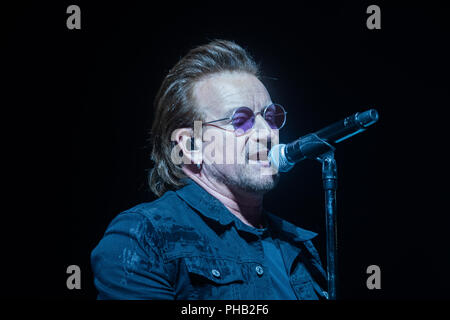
[91, 179, 328, 300]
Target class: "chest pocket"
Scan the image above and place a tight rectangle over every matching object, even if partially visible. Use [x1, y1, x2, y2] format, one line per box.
[291, 261, 321, 300]
[183, 256, 244, 299]
[292, 278, 319, 300]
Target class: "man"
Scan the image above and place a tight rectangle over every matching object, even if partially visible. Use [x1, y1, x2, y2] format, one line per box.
[91, 40, 328, 300]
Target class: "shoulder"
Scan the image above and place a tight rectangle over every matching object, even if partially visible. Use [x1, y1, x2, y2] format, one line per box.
[96, 190, 186, 249]
[123, 190, 184, 221]
[92, 190, 189, 265]
[104, 188, 203, 242]
[106, 190, 189, 233]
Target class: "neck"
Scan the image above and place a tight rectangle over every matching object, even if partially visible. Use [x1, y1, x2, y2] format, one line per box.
[183, 167, 264, 228]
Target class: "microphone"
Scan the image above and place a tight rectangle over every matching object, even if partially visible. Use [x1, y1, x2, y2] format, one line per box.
[269, 109, 379, 172]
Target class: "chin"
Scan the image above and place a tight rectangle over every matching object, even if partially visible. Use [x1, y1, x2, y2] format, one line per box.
[238, 168, 279, 194]
[210, 163, 279, 195]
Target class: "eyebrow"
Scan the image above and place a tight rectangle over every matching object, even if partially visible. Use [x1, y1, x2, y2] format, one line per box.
[228, 103, 272, 117]
[223, 107, 238, 118]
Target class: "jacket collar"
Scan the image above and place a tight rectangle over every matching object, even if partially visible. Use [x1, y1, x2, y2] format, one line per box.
[264, 210, 318, 242]
[175, 179, 317, 242]
[175, 178, 235, 226]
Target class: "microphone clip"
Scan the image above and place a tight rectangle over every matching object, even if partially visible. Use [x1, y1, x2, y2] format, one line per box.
[287, 133, 336, 163]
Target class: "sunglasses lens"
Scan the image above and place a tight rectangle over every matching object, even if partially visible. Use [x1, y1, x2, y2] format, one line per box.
[232, 107, 255, 134]
[264, 104, 286, 129]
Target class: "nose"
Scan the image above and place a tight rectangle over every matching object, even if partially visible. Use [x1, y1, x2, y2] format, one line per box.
[249, 114, 274, 147]
[252, 113, 273, 134]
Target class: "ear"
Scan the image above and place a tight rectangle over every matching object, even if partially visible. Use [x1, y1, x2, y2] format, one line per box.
[173, 127, 202, 165]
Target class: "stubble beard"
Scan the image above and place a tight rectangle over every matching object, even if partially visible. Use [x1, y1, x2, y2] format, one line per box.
[207, 163, 279, 195]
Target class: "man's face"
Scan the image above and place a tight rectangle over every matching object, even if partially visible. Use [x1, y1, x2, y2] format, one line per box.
[193, 71, 280, 194]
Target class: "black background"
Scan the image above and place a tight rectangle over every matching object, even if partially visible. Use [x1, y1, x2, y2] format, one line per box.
[4, 1, 449, 299]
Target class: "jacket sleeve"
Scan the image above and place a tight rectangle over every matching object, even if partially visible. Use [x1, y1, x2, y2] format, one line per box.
[90, 211, 175, 300]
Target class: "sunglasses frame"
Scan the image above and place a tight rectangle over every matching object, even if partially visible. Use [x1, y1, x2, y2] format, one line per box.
[203, 103, 287, 134]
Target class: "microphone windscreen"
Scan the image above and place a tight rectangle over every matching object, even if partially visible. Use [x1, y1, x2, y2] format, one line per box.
[268, 144, 295, 173]
[357, 109, 379, 128]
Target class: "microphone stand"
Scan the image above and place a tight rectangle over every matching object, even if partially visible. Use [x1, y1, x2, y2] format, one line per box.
[319, 152, 338, 300]
[293, 134, 339, 299]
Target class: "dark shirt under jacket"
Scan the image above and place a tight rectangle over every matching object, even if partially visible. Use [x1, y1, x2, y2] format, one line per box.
[91, 179, 328, 300]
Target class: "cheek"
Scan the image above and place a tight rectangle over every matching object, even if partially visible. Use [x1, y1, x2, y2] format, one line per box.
[221, 131, 237, 155]
[202, 130, 238, 163]
[235, 136, 247, 154]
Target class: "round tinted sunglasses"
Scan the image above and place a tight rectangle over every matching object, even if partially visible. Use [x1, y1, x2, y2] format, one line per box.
[203, 104, 287, 136]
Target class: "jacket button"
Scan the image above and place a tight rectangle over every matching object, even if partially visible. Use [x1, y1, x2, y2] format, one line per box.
[211, 269, 221, 278]
[255, 265, 264, 276]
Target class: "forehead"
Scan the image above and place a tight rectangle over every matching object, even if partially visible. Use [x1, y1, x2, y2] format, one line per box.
[192, 72, 271, 116]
